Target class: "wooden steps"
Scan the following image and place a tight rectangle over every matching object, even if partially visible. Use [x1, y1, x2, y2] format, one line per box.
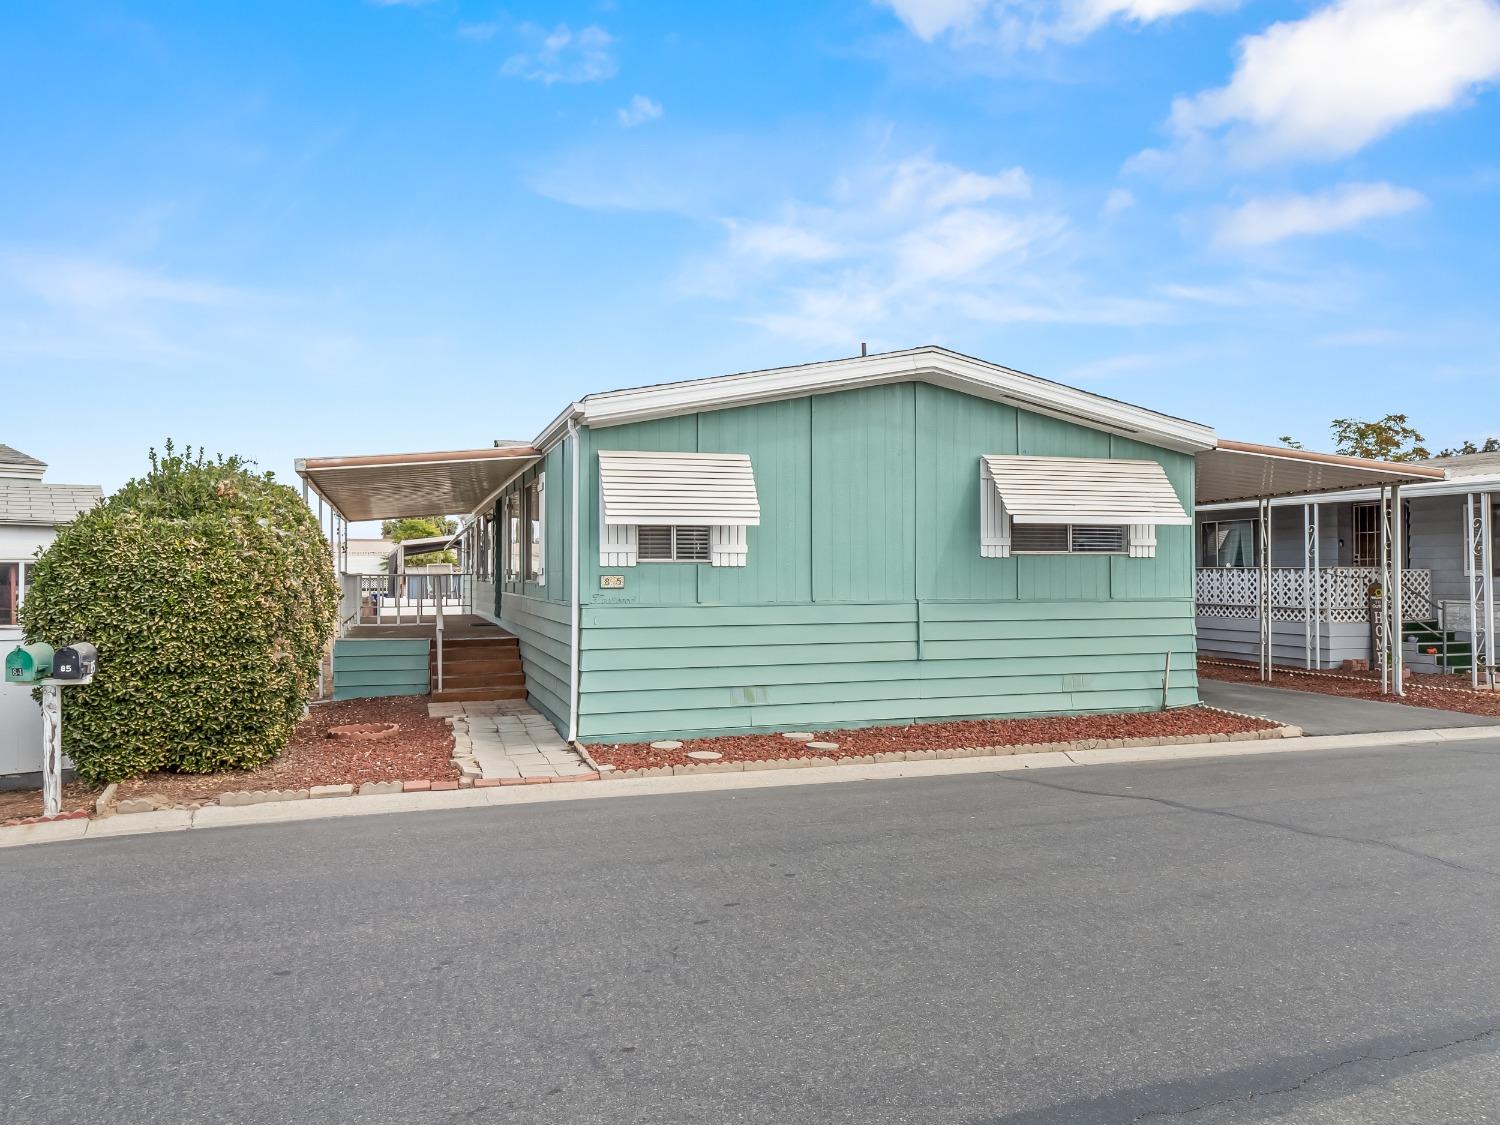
[429, 634, 527, 702]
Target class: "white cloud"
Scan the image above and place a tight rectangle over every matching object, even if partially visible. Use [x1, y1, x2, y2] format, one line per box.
[877, 0, 992, 41]
[725, 220, 842, 262]
[876, 0, 1236, 46]
[3, 251, 240, 310]
[682, 155, 1169, 344]
[1101, 187, 1136, 216]
[1214, 182, 1427, 246]
[617, 94, 663, 127]
[883, 157, 1030, 211]
[502, 24, 616, 85]
[1158, 0, 1500, 165]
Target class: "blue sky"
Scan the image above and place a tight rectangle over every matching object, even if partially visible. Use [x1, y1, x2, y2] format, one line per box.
[3, 0, 1499, 503]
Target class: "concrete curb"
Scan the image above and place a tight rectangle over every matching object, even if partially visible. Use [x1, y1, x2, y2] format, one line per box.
[4, 722, 1499, 850]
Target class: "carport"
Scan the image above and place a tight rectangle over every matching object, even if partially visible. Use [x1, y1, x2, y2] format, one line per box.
[295, 444, 541, 698]
[1195, 440, 1446, 694]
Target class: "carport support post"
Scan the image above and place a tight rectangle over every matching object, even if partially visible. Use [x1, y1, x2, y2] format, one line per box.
[1469, 492, 1496, 690]
[1258, 496, 1272, 682]
[1390, 482, 1404, 697]
[1378, 485, 1390, 694]
[1303, 503, 1313, 669]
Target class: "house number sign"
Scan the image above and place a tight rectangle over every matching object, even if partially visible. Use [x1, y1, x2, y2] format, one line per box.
[600, 575, 625, 589]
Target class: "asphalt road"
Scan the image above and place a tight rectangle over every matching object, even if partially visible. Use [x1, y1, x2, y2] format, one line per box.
[6, 739, 1500, 1124]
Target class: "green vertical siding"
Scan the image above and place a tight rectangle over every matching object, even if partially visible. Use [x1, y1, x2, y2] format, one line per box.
[915, 384, 1019, 603]
[811, 383, 917, 604]
[332, 638, 429, 700]
[565, 378, 1198, 743]
[697, 398, 814, 605]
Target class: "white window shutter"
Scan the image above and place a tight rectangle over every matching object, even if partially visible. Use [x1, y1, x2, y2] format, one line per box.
[1128, 524, 1157, 559]
[979, 465, 1011, 558]
[710, 525, 748, 567]
[599, 492, 638, 567]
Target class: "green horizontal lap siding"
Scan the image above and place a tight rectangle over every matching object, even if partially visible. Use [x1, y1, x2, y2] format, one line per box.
[332, 639, 429, 701]
[576, 600, 1198, 742]
[499, 593, 571, 731]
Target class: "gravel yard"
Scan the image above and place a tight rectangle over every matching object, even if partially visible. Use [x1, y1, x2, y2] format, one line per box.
[587, 705, 1281, 773]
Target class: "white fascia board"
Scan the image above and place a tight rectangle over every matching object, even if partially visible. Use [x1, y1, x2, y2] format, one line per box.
[1198, 474, 1500, 513]
[568, 349, 1216, 455]
[532, 402, 586, 456]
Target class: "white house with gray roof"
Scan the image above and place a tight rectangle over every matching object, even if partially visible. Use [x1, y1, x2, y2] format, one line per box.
[2, 444, 102, 779]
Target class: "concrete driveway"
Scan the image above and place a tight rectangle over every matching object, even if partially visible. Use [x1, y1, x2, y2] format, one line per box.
[1199, 678, 1500, 736]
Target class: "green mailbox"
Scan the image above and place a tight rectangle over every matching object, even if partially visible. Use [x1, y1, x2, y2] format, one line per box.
[5, 643, 55, 684]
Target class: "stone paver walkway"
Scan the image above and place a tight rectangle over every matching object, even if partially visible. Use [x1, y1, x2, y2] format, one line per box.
[430, 700, 596, 781]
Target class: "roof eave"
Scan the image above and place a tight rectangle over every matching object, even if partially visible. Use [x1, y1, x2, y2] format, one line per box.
[569, 348, 1216, 454]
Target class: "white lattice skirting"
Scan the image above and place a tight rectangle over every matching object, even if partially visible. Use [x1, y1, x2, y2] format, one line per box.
[1196, 567, 1432, 623]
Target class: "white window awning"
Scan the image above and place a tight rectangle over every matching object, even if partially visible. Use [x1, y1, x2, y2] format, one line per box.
[598, 450, 761, 526]
[981, 455, 1191, 526]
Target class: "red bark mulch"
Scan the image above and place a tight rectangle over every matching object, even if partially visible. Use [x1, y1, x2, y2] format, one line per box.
[588, 706, 1281, 772]
[1199, 659, 1500, 718]
[0, 697, 456, 820]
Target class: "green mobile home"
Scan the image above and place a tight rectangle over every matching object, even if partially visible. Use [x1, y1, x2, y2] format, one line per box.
[463, 347, 1214, 744]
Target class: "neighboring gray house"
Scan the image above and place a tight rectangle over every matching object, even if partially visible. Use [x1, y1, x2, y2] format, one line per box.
[1, 445, 103, 777]
[1196, 451, 1499, 674]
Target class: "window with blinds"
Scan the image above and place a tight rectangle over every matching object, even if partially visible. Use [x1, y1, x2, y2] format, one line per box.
[638, 525, 710, 562]
[1011, 524, 1127, 555]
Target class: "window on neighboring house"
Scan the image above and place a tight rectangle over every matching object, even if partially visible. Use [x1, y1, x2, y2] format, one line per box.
[637, 525, 711, 562]
[1352, 501, 1413, 568]
[1201, 520, 1256, 568]
[0, 561, 26, 627]
[1010, 525, 1127, 555]
[1352, 502, 1380, 567]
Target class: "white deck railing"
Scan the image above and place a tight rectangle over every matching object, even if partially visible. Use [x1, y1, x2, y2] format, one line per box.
[1196, 567, 1432, 623]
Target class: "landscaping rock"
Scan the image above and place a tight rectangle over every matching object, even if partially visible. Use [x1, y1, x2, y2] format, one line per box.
[116, 798, 156, 815]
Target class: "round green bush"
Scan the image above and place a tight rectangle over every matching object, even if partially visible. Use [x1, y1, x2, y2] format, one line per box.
[21, 443, 339, 784]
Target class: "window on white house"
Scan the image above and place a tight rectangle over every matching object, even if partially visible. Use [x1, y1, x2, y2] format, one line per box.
[1201, 520, 1256, 567]
[0, 561, 22, 626]
[637, 525, 711, 562]
[1011, 525, 1127, 555]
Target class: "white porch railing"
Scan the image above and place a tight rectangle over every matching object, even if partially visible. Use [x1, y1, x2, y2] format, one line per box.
[1196, 567, 1432, 623]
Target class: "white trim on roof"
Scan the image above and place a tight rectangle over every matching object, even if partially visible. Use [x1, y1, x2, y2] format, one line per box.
[598, 450, 761, 527]
[534, 348, 1216, 454]
[1199, 471, 1500, 513]
[981, 455, 1191, 526]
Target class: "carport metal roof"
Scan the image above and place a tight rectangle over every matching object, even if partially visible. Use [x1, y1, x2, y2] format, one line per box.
[295, 445, 539, 522]
[1196, 439, 1444, 505]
